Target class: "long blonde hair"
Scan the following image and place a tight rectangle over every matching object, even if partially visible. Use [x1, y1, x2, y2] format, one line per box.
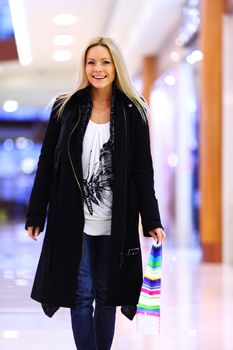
[57, 36, 148, 120]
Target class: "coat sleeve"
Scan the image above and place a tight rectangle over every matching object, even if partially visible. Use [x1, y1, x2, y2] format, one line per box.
[25, 100, 61, 231]
[132, 111, 163, 237]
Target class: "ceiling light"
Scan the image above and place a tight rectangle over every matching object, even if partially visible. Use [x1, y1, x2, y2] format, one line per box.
[15, 137, 29, 149]
[2, 330, 19, 339]
[186, 50, 203, 64]
[191, 50, 203, 61]
[20, 158, 37, 174]
[164, 75, 176, 86]
[3, 100, 19, 112]
[8, 0, 32, 65]
[15, 279, 28, 286]
[15, 137, 33, 150]
[3, 139, 14, 151]
[52, 50, 72, 62]
[53, 34, 74, 46]
[169, 51, 180, 62]
[53, 14, 77, 26]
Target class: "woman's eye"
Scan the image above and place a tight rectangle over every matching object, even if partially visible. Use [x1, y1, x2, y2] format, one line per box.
[87, 61, 94, 65]
[103, 60, 110, 64]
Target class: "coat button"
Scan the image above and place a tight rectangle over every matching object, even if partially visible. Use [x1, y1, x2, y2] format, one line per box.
[128, 103, 133, 108]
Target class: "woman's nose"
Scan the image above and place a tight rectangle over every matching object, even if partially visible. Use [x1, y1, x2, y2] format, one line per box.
[94, 63, 103, 72]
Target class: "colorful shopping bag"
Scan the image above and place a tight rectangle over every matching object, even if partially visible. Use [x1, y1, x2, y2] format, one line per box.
[137, 241, 162, 335]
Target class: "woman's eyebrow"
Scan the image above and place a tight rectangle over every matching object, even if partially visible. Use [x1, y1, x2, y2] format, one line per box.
[86, 57, 111, 60]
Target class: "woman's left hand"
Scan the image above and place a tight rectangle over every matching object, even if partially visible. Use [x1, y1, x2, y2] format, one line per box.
[149, 228, 166, 244]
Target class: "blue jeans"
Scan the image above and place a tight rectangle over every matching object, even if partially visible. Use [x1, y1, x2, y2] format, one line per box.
[71, 233, 116, 350]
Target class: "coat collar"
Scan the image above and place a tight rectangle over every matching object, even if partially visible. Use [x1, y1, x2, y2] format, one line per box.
[66, 84, 133, 108]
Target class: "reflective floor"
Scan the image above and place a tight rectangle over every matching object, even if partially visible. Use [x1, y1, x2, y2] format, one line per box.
[0, 221, 233, 350]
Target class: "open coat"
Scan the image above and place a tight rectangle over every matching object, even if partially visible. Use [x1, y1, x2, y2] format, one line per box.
[25, 87, 162, 311]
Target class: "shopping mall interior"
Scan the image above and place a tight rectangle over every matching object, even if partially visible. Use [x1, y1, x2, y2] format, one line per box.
[0, 0, 233, 349]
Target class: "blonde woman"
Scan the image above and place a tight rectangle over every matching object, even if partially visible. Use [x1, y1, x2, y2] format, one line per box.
[26, 37, 166, 350]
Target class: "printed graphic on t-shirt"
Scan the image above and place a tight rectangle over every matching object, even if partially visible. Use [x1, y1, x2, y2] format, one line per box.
[83, 139, 113, 215]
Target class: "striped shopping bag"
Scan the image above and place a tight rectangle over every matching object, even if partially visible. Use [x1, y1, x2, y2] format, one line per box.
[137, 241, 162, 335]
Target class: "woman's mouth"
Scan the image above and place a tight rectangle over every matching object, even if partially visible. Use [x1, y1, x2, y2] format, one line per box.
[92, 76, 107, 80]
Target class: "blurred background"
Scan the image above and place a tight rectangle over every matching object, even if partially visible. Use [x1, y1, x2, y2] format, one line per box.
[0, 0, 233, 349]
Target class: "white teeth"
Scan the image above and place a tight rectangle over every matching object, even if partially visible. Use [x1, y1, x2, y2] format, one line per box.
[93, 76, 106, 79]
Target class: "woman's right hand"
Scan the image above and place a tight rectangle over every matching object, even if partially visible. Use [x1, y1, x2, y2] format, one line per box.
[27, 226, 40, 241]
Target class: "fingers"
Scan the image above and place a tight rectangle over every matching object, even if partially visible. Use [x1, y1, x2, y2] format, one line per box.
[149, 228, 166, 244]
[27, 226, 40, 241]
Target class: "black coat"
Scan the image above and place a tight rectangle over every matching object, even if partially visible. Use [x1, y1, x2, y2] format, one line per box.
[26, 87, 162, 309]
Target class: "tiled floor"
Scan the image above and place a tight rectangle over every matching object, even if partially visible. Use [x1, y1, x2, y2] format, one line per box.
[0, 221, 233, 350]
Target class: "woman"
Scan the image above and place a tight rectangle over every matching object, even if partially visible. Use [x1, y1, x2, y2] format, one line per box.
[26, 36, 166, 350]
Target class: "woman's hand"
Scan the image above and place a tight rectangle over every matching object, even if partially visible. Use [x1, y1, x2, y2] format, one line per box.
[149, 228, 166, 244]
[27, 226, 40, 241]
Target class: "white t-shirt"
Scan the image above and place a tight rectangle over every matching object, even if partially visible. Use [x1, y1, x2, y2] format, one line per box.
[82, 119, 113, 236]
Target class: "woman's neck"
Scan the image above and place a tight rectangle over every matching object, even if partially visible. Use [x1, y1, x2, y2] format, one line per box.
[90, 86, 112, 124]
[91, 86, 112, 108]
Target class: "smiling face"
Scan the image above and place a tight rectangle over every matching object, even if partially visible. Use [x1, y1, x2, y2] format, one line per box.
[85, 45, 116, 91]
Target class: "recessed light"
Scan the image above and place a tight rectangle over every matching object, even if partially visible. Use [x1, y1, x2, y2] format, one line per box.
[53, 14, 77, 25]
[52, 50, 72, 62]
[53, 34, 74, 46]
[3, 139, 14, 151]
[20, 158, 37, 174]
[15, 279, 28, 286]
[3, 100, 19, 112]
[186, 50, 203, 65]
[169, 51, 180, 62]
[191, 49, 203, 61]
[2, 330, 19, 339]
[164, 75, 176, 86]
